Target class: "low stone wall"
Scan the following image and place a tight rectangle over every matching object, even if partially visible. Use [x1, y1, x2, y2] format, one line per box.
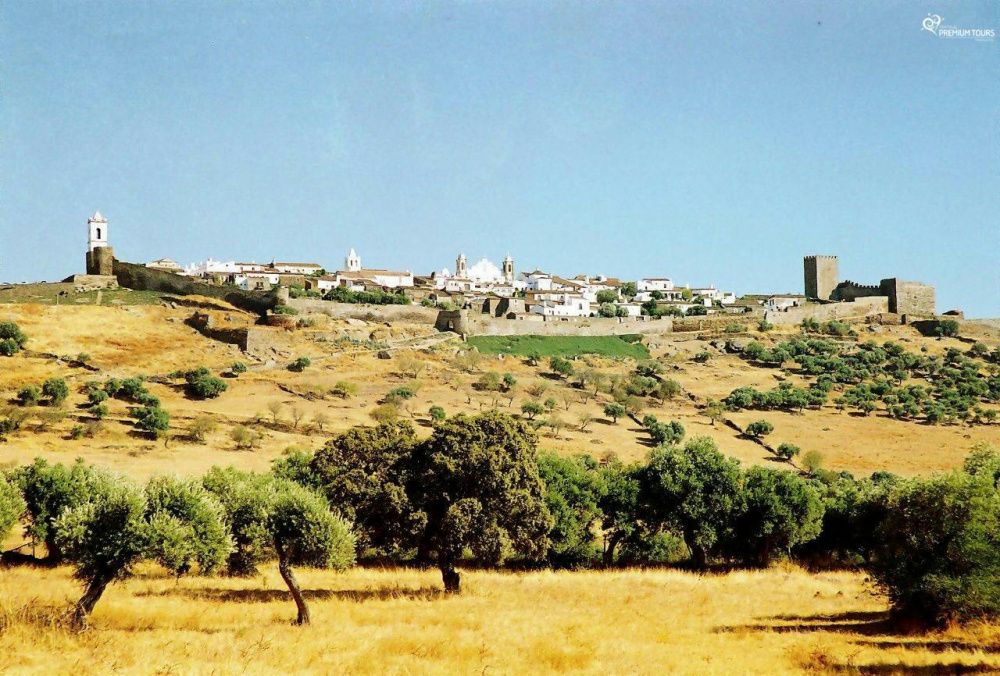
[114, 261, 280, 315]
[765, 297, 889, 326]
[186, 312, 293, 357]
[465, 314, 674, 337]
[287, 298, 437, 323]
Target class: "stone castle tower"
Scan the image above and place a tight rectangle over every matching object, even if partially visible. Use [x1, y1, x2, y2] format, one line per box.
[804, 255, 838, 301]
[456, 253, 468, 278]
[345, 248, 362, 272]
[502, 253, 514, 283]
[85, 211, 114, 275]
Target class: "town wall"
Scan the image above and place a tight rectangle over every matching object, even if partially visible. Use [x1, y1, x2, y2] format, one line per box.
[832, 280, 882, 303]
[286, 298, 438, 323]
[114, 260, 281, 315]
[464, 314, 675, 337]
[765, 296, 889, 325]
[880, 278, 936, 316]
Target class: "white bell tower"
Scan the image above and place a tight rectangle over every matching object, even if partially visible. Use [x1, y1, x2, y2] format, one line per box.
[88, 211, 108, 252]
[345, 248, 362, 272]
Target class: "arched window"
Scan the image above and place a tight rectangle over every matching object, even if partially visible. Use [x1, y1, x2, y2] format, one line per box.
[96, 228, 102, 240]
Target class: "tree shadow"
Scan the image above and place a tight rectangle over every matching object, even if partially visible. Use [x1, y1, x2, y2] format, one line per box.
[826, 663, 996, 674]
[139, 586, 445, 603]
[716, 610, 895, 637]
[718, 611, 1000, 673]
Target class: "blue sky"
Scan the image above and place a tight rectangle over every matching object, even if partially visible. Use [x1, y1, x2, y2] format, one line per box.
[2, 1, 997, 315]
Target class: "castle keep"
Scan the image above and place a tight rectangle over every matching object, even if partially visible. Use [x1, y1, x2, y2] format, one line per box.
[803, 254, 936, 317]
[803, 255, 838, 301]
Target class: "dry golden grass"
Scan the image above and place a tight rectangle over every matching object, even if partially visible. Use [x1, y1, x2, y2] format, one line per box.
[1, 302, 998, 481]
[0, 564, 997, 674]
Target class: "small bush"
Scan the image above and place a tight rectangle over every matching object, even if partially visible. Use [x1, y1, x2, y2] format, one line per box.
[133, 406, 170, 439]
[288, 357, 311, 372]
[775, 443, 800, 461]
[183, 368, 228, 400]
[0, 321, 27, 356]
[17, 385, 41, 407]
[331, 381, 357, 399]
[231, 362, 248, 375]
[42, 378, 69, 406]
[429, 405, 446, 422]
[744, 420, 774, 439]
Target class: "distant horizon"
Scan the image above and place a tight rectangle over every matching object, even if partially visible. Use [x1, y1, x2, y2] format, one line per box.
[2, 1, 997, 315]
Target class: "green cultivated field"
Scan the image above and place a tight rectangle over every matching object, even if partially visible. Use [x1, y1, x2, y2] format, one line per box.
[467, 334, 649, 359]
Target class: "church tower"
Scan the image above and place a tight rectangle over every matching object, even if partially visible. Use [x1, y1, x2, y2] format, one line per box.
[88, 211, 108, 252]
[456, 253, 467, 278]
[502, 253, 514, 283]
[345, 248, 362, 272]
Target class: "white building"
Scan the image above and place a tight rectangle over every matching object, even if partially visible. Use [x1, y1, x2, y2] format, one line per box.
[146, 258, 183, 273]
[521, 270, 556, 292]
[638, 277, 675, 292]
[528, 291, 592, 317]
[183, 259, 242, 277]
[335, 269, 414, 289]
[271, 261, 324, 275]
[437, 253, 523, 294]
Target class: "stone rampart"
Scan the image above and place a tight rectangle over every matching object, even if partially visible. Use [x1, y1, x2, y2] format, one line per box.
[114, 260, 280, 315]
[765, 296, 889, 325]
[287, 298, 437, 323]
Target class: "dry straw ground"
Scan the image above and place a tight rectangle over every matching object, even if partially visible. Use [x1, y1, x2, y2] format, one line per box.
[1, 565, 999, 675]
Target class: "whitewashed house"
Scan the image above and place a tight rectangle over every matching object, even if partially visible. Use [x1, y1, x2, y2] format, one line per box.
[529, 292, 592, 317]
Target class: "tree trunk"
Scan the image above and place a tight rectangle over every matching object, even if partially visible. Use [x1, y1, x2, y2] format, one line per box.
[277, 549, 310, 625]
[603, 532, 624, 567]
[73, 571, 114, 629]
[440, 560, 461, 594]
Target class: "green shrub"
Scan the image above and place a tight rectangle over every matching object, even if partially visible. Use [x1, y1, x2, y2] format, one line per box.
[775, 443, 800, 462]
[133, 406, 170, 439]
[935, 319, 960, 338]
[288, 356, 311, 372]
[429, 405, 446, 423]
[744, 420, 774, 439]
[42, 378, 69, 405]
[183, 367, 228, 399]
[231, 361, 248, 374]
[0, 321, 27, 356]
[868, 471, 1000, 625]
[733, 466, 824, 567]
[17, 385, 41, 406]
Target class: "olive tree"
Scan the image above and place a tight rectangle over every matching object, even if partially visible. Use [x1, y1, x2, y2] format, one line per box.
[732, 466, 824, 566]
[410, 412, 553, 592]
[202, 468, 355, 625]
[308, 421, 423, 557]
[144, 476, 231, 577]
[54, 475, 149, 627]
[640, 437, 743, 567]
[536, 453, 606, 567]
[0, 476, 25, 544]
[10, 458, 112, 561]
[868, 471, 1000, 626]
[54, 470, 232, 628]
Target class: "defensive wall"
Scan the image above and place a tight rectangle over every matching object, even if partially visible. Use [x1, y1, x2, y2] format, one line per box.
[286, 298, 438, 322]
[832, 279, 935, 316]
[186, 312, 293, 357]
[765, 296, 889, 325]
[113, 260, 282, 315]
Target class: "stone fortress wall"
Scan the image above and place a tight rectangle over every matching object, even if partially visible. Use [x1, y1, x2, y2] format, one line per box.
[112, 258, 282, 315]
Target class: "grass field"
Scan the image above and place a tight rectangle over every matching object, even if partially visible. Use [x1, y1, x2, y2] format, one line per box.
[0, 285, 168, 306]
[1, 564, 997, 674]
[467, 334, 650, 359]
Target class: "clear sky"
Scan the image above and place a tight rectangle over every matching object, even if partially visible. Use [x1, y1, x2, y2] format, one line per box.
[1, 1, 997, 315]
